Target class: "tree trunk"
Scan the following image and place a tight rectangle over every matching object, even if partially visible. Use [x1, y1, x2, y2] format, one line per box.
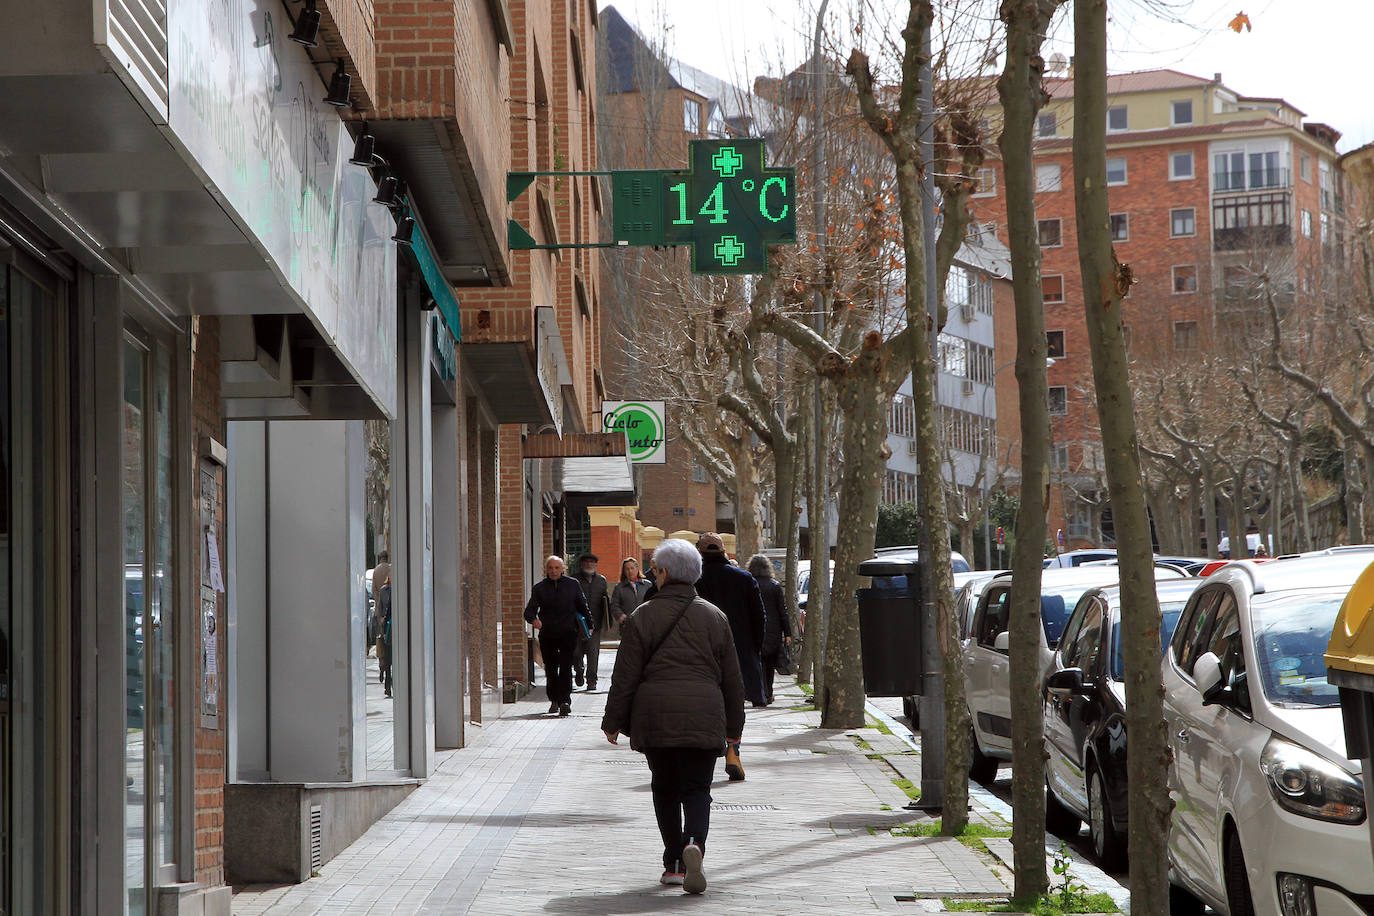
[1202, 462, 1219, 556]
[1361, 442, 1374, 543]
[1229, 467, 1250, 559]
[774, 434, 806, 683]
[1289, 441, 1311, 551]
[821, 373, 888, 729]
[1187, 477, 1202, 555]
[1073, 5, 1171, 910]
[1345, 434, 1365, 544]
[997, 0, 1061, 897]
[733, 441, 764, 561]
[806, 404, 828, 694]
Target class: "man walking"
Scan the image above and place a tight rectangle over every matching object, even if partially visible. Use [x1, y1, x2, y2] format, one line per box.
[523, 555, 592, 716]
[572, 553, 610, 691]
[694, 533, 766, 780]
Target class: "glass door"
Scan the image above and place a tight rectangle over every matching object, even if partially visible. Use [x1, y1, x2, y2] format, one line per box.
[123, 333, 178, 915]
[2, 254, 66, 916]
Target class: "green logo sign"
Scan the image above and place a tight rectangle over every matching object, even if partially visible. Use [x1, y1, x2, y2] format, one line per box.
[602, 400, 666, 464]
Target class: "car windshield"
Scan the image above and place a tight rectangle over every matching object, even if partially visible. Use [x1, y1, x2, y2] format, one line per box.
[1250, 592, 1344, 709]
[1108, 602, 1188, 680]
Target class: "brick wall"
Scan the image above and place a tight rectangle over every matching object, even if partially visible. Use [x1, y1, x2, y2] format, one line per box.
[320, 0, 378, 109]
[190, 317, 226, 886]
[498, 424, 528, 692]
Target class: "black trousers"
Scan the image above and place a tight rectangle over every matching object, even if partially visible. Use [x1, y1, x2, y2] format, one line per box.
[762, 650, 782, 701]
[644, 747, 717, 870]
[540, 632, 577, 704]
[574, 630, 601, 684]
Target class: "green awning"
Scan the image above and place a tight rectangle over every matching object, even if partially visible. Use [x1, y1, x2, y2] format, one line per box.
[405, 230, 461, 343]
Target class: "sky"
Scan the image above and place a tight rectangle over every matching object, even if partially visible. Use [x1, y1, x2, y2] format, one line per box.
[602, 0, 1374, 152]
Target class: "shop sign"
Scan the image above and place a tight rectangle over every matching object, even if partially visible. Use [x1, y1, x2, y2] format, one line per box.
[167, 0, 397, 417]
[602, 401, 666, 464]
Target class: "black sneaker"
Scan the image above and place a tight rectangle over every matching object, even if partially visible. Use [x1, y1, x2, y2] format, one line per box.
[548, 701, 559, 714]
[586, 680, 597, 691]
[559, 703, 571, 717]
[575, 671, 585, 687]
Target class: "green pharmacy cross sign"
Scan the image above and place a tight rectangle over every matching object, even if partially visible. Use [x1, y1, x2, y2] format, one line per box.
[507, 138, 796, 276]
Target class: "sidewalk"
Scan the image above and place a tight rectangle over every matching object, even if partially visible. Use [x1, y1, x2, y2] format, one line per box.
[232, 650, 1015, 915]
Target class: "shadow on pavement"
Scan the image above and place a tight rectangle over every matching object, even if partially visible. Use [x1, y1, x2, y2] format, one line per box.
[542, 888, 713, 913]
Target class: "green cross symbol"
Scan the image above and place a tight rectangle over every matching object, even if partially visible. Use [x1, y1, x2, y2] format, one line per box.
[712, 147, 744, 177]
[714, 235, 745, 266]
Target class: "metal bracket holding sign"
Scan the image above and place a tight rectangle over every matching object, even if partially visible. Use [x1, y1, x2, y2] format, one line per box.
[508, 139, 796, 276]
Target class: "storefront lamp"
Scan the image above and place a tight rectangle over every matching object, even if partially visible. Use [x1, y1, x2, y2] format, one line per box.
[391, 215, 416, 247]
[349, 129, 376, 167]
[324, 60, 351, 108]
[289, 0, 321, 47]
[373, 175, 399, 208]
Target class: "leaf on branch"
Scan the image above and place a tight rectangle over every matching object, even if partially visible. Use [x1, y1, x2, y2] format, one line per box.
[1228, 11, 1252, 32]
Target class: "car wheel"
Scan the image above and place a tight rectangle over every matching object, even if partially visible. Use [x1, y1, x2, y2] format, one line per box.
[1044, 780, 1081, 837]
[969, 728, 999, 784]
[1168, 881, 1205, 916]
[1087, 768, 1126, 871]
[1224, 828, 1257, 916]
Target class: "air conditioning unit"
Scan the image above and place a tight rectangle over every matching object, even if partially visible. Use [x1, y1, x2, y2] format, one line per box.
[961, 378, 976, 396]
[907, 440, 919, 456]
[960, 303, 976, 323]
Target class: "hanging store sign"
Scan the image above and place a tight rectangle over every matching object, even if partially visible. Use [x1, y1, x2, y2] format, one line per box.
[167, 0, 398, 417]
[602, 401, 666, 464]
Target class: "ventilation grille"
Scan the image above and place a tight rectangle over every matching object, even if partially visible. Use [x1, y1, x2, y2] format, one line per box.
[711, 804, 779, 812]
[309, 805, 324, 871]
[104, 0, 170, 115]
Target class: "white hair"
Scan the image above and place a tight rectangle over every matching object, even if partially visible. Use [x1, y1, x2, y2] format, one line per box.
[652, 538, 702, 585]
[544, 555, 566, 569]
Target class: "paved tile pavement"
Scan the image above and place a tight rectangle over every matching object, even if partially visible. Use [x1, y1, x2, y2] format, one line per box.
[233, 650, 1011, 915]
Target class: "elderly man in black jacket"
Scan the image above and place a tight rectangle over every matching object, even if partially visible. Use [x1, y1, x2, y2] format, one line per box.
[694, 532, 766, 780]
[523, 555, 592, 717]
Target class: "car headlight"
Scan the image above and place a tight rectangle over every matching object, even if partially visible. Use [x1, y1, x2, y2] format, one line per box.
[1260, 736, 1366, 825]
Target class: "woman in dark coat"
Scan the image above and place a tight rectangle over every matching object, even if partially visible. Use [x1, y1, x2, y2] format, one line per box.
[601, 539, 746, 895]
[747, 554, 793, 705]
[610, 557, 653, 629]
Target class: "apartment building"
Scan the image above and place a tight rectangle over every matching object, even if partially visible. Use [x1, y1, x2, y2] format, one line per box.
[973, 68, 1347, 548]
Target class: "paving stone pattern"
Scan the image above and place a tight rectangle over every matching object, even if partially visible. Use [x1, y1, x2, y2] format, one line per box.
[232, 650, 1008, 915]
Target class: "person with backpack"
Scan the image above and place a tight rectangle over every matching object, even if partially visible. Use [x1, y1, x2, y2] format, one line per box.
[601, 538, 745, 895]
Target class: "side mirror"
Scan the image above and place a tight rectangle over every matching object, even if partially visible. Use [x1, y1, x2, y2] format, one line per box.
[1046, 667, 1085, 696]
[994, 631, 1010, 652]
[1194, 651, 1226, 704]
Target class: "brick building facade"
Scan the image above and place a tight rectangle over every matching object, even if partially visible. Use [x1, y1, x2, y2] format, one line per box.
[975, 68, 1346, 548]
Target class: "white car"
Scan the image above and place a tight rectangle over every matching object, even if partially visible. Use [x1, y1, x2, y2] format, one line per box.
[1162, 554, 1373, 916]
[963, 564, 1188, 782]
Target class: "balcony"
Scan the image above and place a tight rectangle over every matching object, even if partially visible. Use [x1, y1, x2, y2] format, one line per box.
[1212, 192, 1292, 251]
[1213, 167, 1291, 193]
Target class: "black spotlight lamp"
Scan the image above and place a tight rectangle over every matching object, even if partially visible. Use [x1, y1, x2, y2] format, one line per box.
[324, 59, 351, 108]
[392, 214, 416, 246]
[289, 0, 321, 47]
[381, 179, 408, 212]
[349, 127, 376, 167]
[373, 174, 399, 207]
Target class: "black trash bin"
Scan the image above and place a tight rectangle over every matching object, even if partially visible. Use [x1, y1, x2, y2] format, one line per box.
[856, 558, 923, 697]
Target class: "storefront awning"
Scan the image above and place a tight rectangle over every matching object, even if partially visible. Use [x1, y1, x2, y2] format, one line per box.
[554, 455, 637, 506]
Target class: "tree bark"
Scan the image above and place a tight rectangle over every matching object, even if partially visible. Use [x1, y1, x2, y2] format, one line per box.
[733, 440, 764, 561]
[997, 0, 1061, 896]
[1073, 3, 1171, 910]
[1229, 467, 1250, 559]
[1202, 463, 1219, 556]
[806, 403, 829, 697]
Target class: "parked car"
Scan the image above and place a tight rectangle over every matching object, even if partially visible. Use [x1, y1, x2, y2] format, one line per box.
[1161, 554, 1373, 916]
[900, 572, 1005, 724]
[1042, 578, 1202, 866]
[963, 564, 1189, 783]
[1043, 549, 1118, 568]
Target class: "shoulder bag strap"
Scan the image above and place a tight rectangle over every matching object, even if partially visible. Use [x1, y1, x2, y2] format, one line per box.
[640, 593, 695, 670]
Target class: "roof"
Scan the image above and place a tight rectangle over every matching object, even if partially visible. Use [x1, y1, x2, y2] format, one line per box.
[1029, 116, 1292, 152]
[1044, 68, 1218, 100]
[600, 6, 677, 95]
